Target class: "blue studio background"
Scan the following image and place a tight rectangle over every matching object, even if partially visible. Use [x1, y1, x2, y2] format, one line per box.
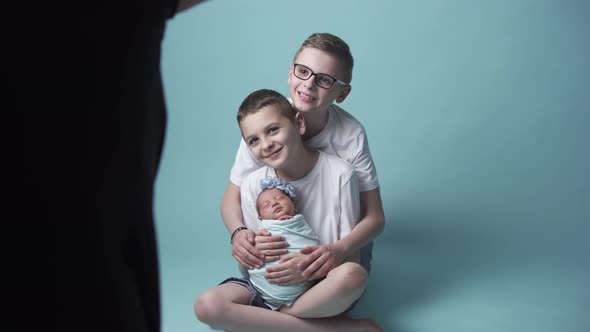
[156, 1, 589, 331]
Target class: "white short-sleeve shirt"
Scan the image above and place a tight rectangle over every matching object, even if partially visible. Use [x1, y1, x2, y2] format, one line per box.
[240, 151, 360, 247]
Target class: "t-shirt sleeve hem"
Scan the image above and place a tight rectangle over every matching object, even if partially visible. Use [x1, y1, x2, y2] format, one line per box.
[229, 176, 243, 187]
[359, 180, 380, 192]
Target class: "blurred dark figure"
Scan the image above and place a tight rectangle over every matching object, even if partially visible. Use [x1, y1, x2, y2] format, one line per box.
[54, 1, 206, 331]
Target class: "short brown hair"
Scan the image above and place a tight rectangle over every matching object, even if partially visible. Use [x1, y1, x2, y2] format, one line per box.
[237, 89, 297, 124]
[293, 32, 354, 83]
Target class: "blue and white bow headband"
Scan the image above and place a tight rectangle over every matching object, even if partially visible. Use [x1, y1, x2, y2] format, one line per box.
[259, 176, 296, 199]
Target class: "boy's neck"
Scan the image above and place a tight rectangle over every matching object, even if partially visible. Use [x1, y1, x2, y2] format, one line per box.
[300, 107, 329, 141]
[275, 148, 319, 183]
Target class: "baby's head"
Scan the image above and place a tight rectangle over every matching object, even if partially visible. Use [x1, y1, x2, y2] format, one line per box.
[256, 176, 296, 220]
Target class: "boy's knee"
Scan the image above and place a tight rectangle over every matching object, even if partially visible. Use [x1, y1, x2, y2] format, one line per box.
[194, 290, 224, 325]
[332, 262, 368, 290]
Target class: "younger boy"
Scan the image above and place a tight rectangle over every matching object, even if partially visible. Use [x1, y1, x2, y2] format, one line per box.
[195, 89, 381, 331]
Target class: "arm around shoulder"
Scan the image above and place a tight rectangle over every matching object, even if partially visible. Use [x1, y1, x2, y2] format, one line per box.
[221, 181, 266, 269]
[220, 181, 244, 234]
[360, 188, 385, 236]
[333, 187, 385, 259]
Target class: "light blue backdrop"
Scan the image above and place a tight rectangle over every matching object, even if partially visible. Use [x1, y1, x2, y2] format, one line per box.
[156, 0, 589, 331]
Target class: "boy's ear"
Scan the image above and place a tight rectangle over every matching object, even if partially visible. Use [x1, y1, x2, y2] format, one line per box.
[335, 84, 352, 103]
[295, 112, 306, 135]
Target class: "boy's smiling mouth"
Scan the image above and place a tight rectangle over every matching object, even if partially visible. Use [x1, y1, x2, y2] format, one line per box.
[265, 147, 283, 159]
[297, 91, 316, 102]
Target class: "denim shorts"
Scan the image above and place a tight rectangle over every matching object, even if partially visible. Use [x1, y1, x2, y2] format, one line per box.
[220, 277, 362, 313]
[219, 277, 271, 310]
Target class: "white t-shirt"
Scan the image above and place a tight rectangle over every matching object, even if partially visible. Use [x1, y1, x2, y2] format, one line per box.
[240, 151, 360, 249]
[230, 103, 379, 192]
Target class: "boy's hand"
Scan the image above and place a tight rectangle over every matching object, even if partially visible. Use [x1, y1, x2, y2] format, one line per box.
[264, 252, 307, 285]
[298, 244, 343, 280]
[232, 229, 264, 269]
[255, 229, 289, 263]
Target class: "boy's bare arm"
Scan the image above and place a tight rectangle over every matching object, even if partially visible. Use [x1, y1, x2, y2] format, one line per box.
[300, 188, 385, 280]
[221, 182, 263, 269]
[339, 188, 385, 257]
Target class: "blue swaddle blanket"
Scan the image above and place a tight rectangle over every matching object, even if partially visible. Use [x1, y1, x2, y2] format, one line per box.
[249, 214, 319, 310]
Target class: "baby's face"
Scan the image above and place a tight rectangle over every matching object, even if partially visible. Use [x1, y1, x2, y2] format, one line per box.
[257, 188, 295, 220]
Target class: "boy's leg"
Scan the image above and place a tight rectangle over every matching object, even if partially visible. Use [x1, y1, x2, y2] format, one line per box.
[195, 282, 254, 326]
[279, 262, 368, 318]
[194, 277, 380, 332]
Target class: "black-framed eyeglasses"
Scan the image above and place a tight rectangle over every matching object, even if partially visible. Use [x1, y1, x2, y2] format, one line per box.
[292, 63, 348, 89]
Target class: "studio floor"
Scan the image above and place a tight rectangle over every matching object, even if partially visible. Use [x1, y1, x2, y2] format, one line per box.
[156, 214, 589, 332]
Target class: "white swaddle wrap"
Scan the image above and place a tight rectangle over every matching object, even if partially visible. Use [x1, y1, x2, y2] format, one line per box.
[248, 214, 320, 310]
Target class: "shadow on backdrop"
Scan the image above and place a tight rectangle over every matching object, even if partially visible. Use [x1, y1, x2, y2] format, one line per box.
[352, 203, 535, 331]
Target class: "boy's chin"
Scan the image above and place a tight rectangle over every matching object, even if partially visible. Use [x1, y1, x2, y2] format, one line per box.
[269, 162, 287, 170]
[293, 100, 330, 114]
[293, 104, 317, 114]
[263, 159, 286, 170]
